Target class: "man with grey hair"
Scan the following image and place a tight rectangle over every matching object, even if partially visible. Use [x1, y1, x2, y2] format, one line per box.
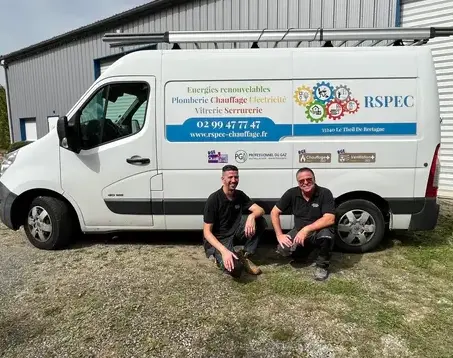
[271, 167, 336, 281]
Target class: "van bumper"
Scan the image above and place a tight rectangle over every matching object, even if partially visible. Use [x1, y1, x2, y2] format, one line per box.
[0, 181, 17, 230]
[408, 197, 440, 231]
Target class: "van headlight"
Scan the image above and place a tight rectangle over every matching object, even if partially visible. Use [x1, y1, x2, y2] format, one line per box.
[0, 150, 19, 177]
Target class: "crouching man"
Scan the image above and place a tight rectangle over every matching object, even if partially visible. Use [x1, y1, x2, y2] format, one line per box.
[271, 167, 336, 281]
[203, 165, 267, 278]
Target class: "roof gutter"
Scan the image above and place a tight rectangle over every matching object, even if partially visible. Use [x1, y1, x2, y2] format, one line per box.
[0, 0, 187, 64]
[0, 60, 14, 144]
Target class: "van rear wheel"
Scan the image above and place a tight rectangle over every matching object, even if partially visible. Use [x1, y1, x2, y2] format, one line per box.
[335, 199, 385, 253]
[24, 196, 74, 250]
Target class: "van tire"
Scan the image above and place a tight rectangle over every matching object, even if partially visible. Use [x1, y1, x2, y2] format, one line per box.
[334, 199, 385, 253]
[23, 196, 74, 250]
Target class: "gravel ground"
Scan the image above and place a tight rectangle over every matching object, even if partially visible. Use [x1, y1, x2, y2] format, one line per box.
[1, 201, 453, 357]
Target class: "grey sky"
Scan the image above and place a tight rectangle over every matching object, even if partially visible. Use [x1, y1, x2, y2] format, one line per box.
[0, 0, 152, 86]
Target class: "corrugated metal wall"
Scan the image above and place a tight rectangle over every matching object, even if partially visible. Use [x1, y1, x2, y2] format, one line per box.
[401, 0, 453, 198]
[5, 0, 398, 141]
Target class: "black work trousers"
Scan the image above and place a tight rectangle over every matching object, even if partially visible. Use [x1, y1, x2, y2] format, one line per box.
[277, 226, 335, 269]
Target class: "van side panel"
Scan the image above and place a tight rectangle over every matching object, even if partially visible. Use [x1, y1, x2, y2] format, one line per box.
[290, 48, 419, 214]
[161, 50, 295, 229]
[413, 48, 442, 198]
[157, 47, 438, 231]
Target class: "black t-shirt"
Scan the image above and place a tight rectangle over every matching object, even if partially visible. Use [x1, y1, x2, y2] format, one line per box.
[275, 184, 335, 230]
[203, 188, 254, 239]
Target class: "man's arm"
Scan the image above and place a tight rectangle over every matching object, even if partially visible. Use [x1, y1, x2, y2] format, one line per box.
[270, 189, 293, 247]
[247, 203, 265, 218]
[203, 223, 229, 254]
[270, 188, 292, 235]
[240, 191, 265, 219]
[301, 213, 335, 234]
[203, 196, 224, 251]
[203, 196, 238, 271]
[241, 193, 265, 238]
[270, 205, 284, 236]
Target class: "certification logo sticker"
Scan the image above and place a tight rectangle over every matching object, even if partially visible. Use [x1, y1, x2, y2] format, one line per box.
[235, 150, 248, 163]
[208, 150, 228, 163]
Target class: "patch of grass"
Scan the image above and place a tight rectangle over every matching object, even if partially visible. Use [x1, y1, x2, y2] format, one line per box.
[2, 201, 453, 357]
[43, 306, 63, 317]
[375, 306, 405, 333]
[95, 251, 109, 260]
[271, 327, 294, 342]
[342, 300, 404, 333]
[403, 305, 453, 358]
[324, 277, 363, 296]
[236, 269, 365, 302]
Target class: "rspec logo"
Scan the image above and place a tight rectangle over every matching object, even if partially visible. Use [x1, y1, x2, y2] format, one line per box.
[364, 95, 414, 108]
[235, 150, 248, 163]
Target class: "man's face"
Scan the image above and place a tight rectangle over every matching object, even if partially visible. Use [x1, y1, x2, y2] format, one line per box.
[222, 170, 239, 191]
[297, 170, 315, 194]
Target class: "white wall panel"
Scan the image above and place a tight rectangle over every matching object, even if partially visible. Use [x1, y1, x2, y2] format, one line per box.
[401, 0, 453, 198]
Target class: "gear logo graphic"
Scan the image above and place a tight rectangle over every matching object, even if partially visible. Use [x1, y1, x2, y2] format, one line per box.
[343, 98, 360, 114]
[293, 86, 313, 106]
[334, 85, 351, 102]
[306, 101, 327, 123]
[327, 99, 345, 120]
[313, 82, 335, 104]
[293, 81, 360, 123]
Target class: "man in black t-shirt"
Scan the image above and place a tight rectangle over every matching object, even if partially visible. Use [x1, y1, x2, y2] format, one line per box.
[203, 165, 267, 278]
[271, 167, 336, 281]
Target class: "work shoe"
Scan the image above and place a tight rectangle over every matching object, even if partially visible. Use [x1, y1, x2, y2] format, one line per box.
[313, 266, 329, 281]
[237, 249, 262, 275]
[227, 258, 244, 278]
[214, 254, 244, 278]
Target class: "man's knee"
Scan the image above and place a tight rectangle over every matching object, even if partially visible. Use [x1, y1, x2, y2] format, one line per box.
[316, 227, 336, 250]
[286, 228, 299, 240]
[255, 216, 268, 233]
[317, 227, 335, 239]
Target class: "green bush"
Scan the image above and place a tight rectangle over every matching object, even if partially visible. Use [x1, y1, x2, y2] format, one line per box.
[0, 86, 10, 150]
[7, 140, 33, 153]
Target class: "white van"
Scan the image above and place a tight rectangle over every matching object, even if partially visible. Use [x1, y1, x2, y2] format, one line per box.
[0, 28, 446, 253]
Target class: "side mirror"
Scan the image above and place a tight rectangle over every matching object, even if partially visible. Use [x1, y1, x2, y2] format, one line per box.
[57, 116, 69, 147]
[56, 114, 81, 154]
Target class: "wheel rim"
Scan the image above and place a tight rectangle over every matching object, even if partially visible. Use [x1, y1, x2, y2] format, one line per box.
[27, 206, 53, 242]
[337, 209, 376, 246]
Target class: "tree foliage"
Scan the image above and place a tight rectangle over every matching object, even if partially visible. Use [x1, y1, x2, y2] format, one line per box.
[0, 85, 11, 149]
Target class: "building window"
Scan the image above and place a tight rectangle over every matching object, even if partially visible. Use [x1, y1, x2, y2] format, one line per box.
[19, 118, 37, 141]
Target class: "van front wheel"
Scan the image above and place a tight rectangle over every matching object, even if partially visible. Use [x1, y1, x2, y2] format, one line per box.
[334, 199, 385, 253]
[24, 196, 74, 250]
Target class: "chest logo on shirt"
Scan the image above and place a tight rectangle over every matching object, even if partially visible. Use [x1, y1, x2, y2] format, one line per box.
[235, 204, 240, 210]
[311, 203, 319, 208]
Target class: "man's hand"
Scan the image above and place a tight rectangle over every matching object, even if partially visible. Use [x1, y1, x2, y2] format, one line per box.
[221, 249, 238, 272]
[294, 228, 310, 246]
[244, 215, 256, 238]
[276, 234, 292, 248]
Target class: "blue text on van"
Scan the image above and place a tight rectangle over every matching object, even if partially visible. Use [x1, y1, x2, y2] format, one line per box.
[364, 95, 414, 108]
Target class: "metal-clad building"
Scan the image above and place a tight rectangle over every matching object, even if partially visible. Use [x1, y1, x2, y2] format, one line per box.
[400, 0, 453, 197]
[7, 0, 453, 196]
[0, 0, 398, 143]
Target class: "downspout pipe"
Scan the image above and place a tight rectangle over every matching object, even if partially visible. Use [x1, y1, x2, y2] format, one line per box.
[0, 59, 14, 144]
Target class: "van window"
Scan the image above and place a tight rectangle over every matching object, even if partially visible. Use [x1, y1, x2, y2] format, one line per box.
[79, 82, 149, 149]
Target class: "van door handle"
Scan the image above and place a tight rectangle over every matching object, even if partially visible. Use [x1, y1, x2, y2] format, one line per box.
[126, 156, 150, 165]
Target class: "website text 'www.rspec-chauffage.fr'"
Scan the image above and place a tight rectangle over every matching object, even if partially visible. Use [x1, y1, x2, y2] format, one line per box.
[189, 131, 268, 139]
